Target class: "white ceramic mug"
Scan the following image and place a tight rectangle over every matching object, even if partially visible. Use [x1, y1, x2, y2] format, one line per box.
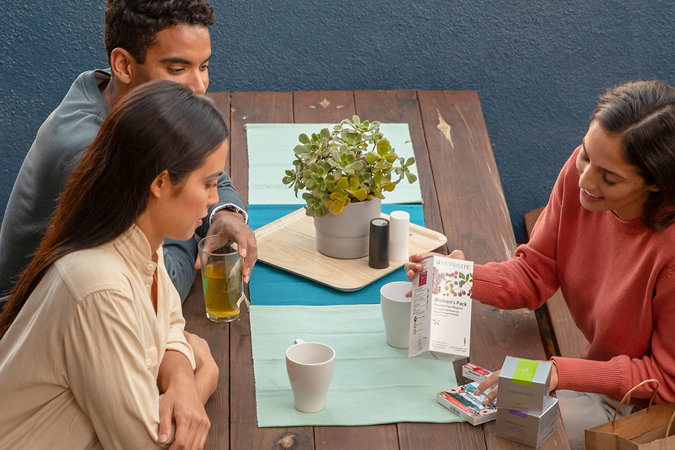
[285, 339, 336, 413]
[380, 281, 413, 348]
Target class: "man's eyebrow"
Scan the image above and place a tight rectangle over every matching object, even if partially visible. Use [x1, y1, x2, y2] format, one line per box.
[581, 139, 626, 180]
[160, 57, 192, 65]
[159, 55, 212, 65]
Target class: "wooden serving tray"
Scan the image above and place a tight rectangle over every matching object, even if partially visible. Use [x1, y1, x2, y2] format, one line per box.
[254, 208, 447, 291]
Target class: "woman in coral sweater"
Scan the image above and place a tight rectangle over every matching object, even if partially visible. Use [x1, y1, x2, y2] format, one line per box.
[406, 80, 675, 449]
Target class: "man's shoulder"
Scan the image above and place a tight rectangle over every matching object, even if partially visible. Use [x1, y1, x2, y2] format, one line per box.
[19, 69, 112, 187]
[35, 69, 111, 156]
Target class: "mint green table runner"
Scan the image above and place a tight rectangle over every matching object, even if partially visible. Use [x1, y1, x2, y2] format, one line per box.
[250, 304, 461, 427]
[245, 123, 423, 205]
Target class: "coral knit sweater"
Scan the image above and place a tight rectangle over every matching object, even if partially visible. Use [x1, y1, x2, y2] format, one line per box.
[473, 146, 675, 403]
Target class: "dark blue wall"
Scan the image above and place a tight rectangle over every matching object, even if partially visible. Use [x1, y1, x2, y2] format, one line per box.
[2, 0, 674, 242]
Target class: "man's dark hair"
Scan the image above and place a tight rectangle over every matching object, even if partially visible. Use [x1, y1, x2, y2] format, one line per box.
[104, 0, 215, 64]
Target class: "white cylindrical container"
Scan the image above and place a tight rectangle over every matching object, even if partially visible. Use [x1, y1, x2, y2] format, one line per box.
[388, 210, 410, 262]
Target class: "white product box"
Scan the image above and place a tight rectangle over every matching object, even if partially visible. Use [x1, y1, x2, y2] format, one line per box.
[495, 396, 559, 448]
[462, 363, 492, 383]
[409, 256, 473, 360]
[437, 382, 497, 426]
[497, 356, 552, 414]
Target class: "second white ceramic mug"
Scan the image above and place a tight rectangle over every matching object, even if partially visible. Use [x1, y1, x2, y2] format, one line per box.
[380, 281, 412, 348]
[285, 339, 336, 413]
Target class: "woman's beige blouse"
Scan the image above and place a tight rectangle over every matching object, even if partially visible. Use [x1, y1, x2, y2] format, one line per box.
[0, 225, 196, 449]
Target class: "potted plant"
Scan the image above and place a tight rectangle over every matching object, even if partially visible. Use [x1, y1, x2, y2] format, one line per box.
[282, 115, 417, 258]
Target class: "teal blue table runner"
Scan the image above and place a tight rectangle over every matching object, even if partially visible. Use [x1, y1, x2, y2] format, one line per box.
[250, 304, 461, 427]
[248, 204, 424, 305]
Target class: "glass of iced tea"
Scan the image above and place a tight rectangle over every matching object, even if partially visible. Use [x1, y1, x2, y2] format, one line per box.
[197, 235, 243, 323]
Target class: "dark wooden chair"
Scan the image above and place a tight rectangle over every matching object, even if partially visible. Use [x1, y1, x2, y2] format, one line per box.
[525, 207, 585, 359]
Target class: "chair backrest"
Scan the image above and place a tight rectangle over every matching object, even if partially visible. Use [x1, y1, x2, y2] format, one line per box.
[524, 207, 585, 359]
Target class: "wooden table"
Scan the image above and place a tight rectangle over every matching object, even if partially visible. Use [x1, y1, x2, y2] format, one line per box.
[182, 90, 571, 450]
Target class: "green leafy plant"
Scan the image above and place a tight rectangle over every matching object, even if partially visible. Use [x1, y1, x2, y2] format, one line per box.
[282, 116, 417, 217]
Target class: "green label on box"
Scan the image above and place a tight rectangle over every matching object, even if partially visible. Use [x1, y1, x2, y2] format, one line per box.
[512, 359, 538, 386]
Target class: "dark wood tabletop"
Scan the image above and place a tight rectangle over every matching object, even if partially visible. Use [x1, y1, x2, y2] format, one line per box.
[182, 90, 571, 450]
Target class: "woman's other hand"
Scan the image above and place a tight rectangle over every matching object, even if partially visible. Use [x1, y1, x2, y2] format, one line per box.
[158, 351, 210, 450]
[473, 361, 559, 407]
[474, 370, 500, 406]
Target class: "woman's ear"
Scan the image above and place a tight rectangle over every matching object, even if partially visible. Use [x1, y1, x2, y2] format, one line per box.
[149, 171, 171, 198]
[109, 48, 135, 86]
[648, 184, 660, 193]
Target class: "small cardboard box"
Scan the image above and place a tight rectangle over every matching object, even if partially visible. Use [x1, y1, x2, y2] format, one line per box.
[462, 363, 492, 383]
[495, 396, 558, 448]
[409, 256, 473, 360]
[497, 356, 552, 414]
[437, 382, 497, 426]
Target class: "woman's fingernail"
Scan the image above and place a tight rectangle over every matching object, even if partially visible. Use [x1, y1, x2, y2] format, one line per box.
[474, 389, 481, 395]
[241, 248, 247, 257]
[482, 397, 490, 406]
[159, 433, 168, 443]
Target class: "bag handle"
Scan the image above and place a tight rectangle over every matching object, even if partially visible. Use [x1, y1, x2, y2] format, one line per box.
[612, 379, 659, 426]
[665, 408, 675, 439]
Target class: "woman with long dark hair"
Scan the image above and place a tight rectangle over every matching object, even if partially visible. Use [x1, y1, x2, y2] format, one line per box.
[0, 80, 224, 449]
[406, 80, 675, 449]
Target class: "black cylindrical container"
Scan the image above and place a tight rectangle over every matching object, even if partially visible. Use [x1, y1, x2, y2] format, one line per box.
[369, 218, 390, 269]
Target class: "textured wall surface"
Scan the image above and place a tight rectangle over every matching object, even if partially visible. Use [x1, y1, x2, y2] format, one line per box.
[1, 0, 674, 242]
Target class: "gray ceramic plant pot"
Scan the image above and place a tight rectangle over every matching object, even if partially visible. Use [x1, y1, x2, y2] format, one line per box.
[313, 198, 382, 259]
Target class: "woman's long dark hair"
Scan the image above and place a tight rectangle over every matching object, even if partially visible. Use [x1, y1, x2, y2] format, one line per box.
[0, 80, 228, 338]
[592, 80, 675, 230]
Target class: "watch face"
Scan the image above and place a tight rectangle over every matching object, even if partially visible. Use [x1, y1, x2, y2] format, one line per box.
[219, 205, 247, 222]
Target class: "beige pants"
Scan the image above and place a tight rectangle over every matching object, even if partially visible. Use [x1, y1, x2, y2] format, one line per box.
[556, 390, 637, 450]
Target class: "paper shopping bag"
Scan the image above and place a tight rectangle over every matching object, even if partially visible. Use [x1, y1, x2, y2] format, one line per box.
[585, 379, 675, 450]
